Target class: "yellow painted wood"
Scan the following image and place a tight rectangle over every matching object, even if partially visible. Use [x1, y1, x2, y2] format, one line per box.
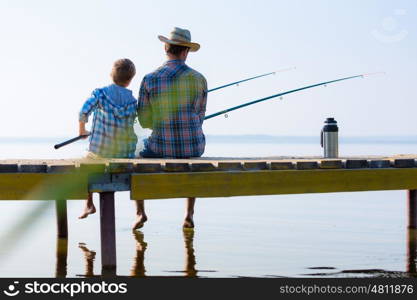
[131, 168, 417, 200]
[0, 173, 88, 200]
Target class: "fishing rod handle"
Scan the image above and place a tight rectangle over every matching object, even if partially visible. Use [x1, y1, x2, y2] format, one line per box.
[54, 134, 90, 149]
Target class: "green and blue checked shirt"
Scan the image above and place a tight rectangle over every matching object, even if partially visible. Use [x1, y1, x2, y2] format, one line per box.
[137, 60, 207, 158]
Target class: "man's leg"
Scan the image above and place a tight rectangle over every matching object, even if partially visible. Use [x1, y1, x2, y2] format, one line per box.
[132, 200, 148, 230]
[79, 193, 96, 219]
[183, 197, 195, 228]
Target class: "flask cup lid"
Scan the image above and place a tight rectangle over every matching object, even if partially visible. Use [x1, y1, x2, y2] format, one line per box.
[325, 117, 337, 125]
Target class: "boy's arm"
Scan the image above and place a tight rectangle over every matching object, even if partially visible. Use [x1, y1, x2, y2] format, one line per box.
[79, 121, 90, 137]
[137, 78, 153, 129]
[78, 91, 98, 136]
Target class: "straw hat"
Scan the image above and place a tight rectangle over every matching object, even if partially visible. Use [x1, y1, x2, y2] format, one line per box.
[158, 27, 200, 52]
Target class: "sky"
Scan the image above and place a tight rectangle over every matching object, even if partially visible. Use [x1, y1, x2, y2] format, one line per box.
[0, 0, 416, 138]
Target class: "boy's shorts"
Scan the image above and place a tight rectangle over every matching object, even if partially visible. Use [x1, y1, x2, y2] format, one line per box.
[85, 151, 104, 160]
[139, 146, 163, 158]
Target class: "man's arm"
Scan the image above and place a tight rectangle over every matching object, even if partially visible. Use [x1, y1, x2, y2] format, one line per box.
[197, 77, 208, 124]
[137, 78, 153, 129]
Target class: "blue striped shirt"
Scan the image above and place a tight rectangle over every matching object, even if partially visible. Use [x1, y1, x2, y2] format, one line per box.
[79, 84, 138, 158]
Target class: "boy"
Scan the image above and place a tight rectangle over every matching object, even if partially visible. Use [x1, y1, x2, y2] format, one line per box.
[78, 58, 137, 219]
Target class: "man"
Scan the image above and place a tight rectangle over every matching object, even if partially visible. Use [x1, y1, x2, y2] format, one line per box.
[134, 27, 207, 230]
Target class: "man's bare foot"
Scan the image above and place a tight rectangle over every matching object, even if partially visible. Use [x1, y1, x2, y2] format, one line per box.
[78, 205, 96, 219]
[183, 216, 194, 229]
[132, 214, 148, 230]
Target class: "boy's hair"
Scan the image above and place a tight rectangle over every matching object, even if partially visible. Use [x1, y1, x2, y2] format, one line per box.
[166, 44, 190, 56]
[111, 58, 136, 86]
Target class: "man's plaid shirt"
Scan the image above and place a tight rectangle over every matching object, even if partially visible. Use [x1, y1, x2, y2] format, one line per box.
[137, 60, 207, 158]
[79, 85, 138, 158]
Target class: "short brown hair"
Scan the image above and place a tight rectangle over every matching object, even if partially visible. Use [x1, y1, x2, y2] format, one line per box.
[111, 58, 136, 86]
[166, 44, 190, 56]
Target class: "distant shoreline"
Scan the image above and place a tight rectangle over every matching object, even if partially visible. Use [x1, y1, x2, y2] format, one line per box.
[2, 135, 417, 144]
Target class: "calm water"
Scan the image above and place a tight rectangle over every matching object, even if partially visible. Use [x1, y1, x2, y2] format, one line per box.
[0, 138, 416, 278]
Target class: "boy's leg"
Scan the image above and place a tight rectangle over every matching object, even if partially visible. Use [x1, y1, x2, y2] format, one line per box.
[132, 200, 148, 230]
[183, 197, 195, 228]
[79, 193, 96, 219]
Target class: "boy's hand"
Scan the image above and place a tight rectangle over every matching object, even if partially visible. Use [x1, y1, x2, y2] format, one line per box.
[79, 121, 90, 139]
[79, 129, 90, 139]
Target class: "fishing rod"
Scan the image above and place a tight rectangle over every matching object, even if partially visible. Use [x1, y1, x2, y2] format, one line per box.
[54, 70, 293, 149]
[54, 71, 382, 149]
[54, 134, 89, 149]
[208, 67, 295, 93]
[204, 72, 384, 120]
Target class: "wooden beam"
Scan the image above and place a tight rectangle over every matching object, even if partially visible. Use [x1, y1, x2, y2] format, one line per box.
[131, 168, 417, 200]
[408, 190, 417, 229]
[100, 192, 117, 271]
[55, 199, 68, 238]
[0, 173, 88, 200]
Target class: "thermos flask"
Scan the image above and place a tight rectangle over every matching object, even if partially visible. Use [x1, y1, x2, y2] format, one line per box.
[321, 118, 339, 158]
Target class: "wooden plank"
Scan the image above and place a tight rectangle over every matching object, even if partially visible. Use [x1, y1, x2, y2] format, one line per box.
[190, 163, 216, 172]
[0, 173, 88, 200]
[394, 159, 415, 168]
[0, 164, 18, 173]
[346, 160, 369, 169]
[369, 160, 391, 168]
[108, 162, 134, 173]
[270, 162, 294, 170]
[244, 162, 269, 170]
[49, 165, 76, 173]
[20, 164, 47, 173]
[296, 161, 318, 170]
[134, 163, 162, 173]
[100, 192, 117, 270]
[131, 168, 417, 200]
[165, 163, 190, 172]
[217, 162, 243, 171]
[320, 160, 343, 169]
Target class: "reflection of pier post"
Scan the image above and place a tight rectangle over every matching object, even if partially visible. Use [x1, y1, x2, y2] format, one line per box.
[100, 192, 117, 274]
[407, 229, 416, 274]
[55, 238, 68, 278]
[183, 229, 197, 277]
[131, 231, 147, 277]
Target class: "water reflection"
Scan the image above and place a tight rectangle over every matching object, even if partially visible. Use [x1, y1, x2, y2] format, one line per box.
[407, 228, 416, 275]
[73, 229, 200, 277]
[55, 238, 67, 278]
[130, 231, 147, 277]
[302, 229, 417, 278]
[183, 229, 197, 277]
[78, 243, 96, 277]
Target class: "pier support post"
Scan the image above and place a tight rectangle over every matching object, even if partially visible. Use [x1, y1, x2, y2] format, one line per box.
[100, 192, 117, 273]
[55, 199, 68, 238]
[408, 190, 417, 229]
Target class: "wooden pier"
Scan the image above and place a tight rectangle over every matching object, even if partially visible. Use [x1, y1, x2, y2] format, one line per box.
[1, 155, 417, 273]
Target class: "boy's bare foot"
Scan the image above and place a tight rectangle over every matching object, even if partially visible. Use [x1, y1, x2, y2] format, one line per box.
[78, 205, 96, 219]
[183, 216, 194, 229]
[132, 214, 148, 230]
